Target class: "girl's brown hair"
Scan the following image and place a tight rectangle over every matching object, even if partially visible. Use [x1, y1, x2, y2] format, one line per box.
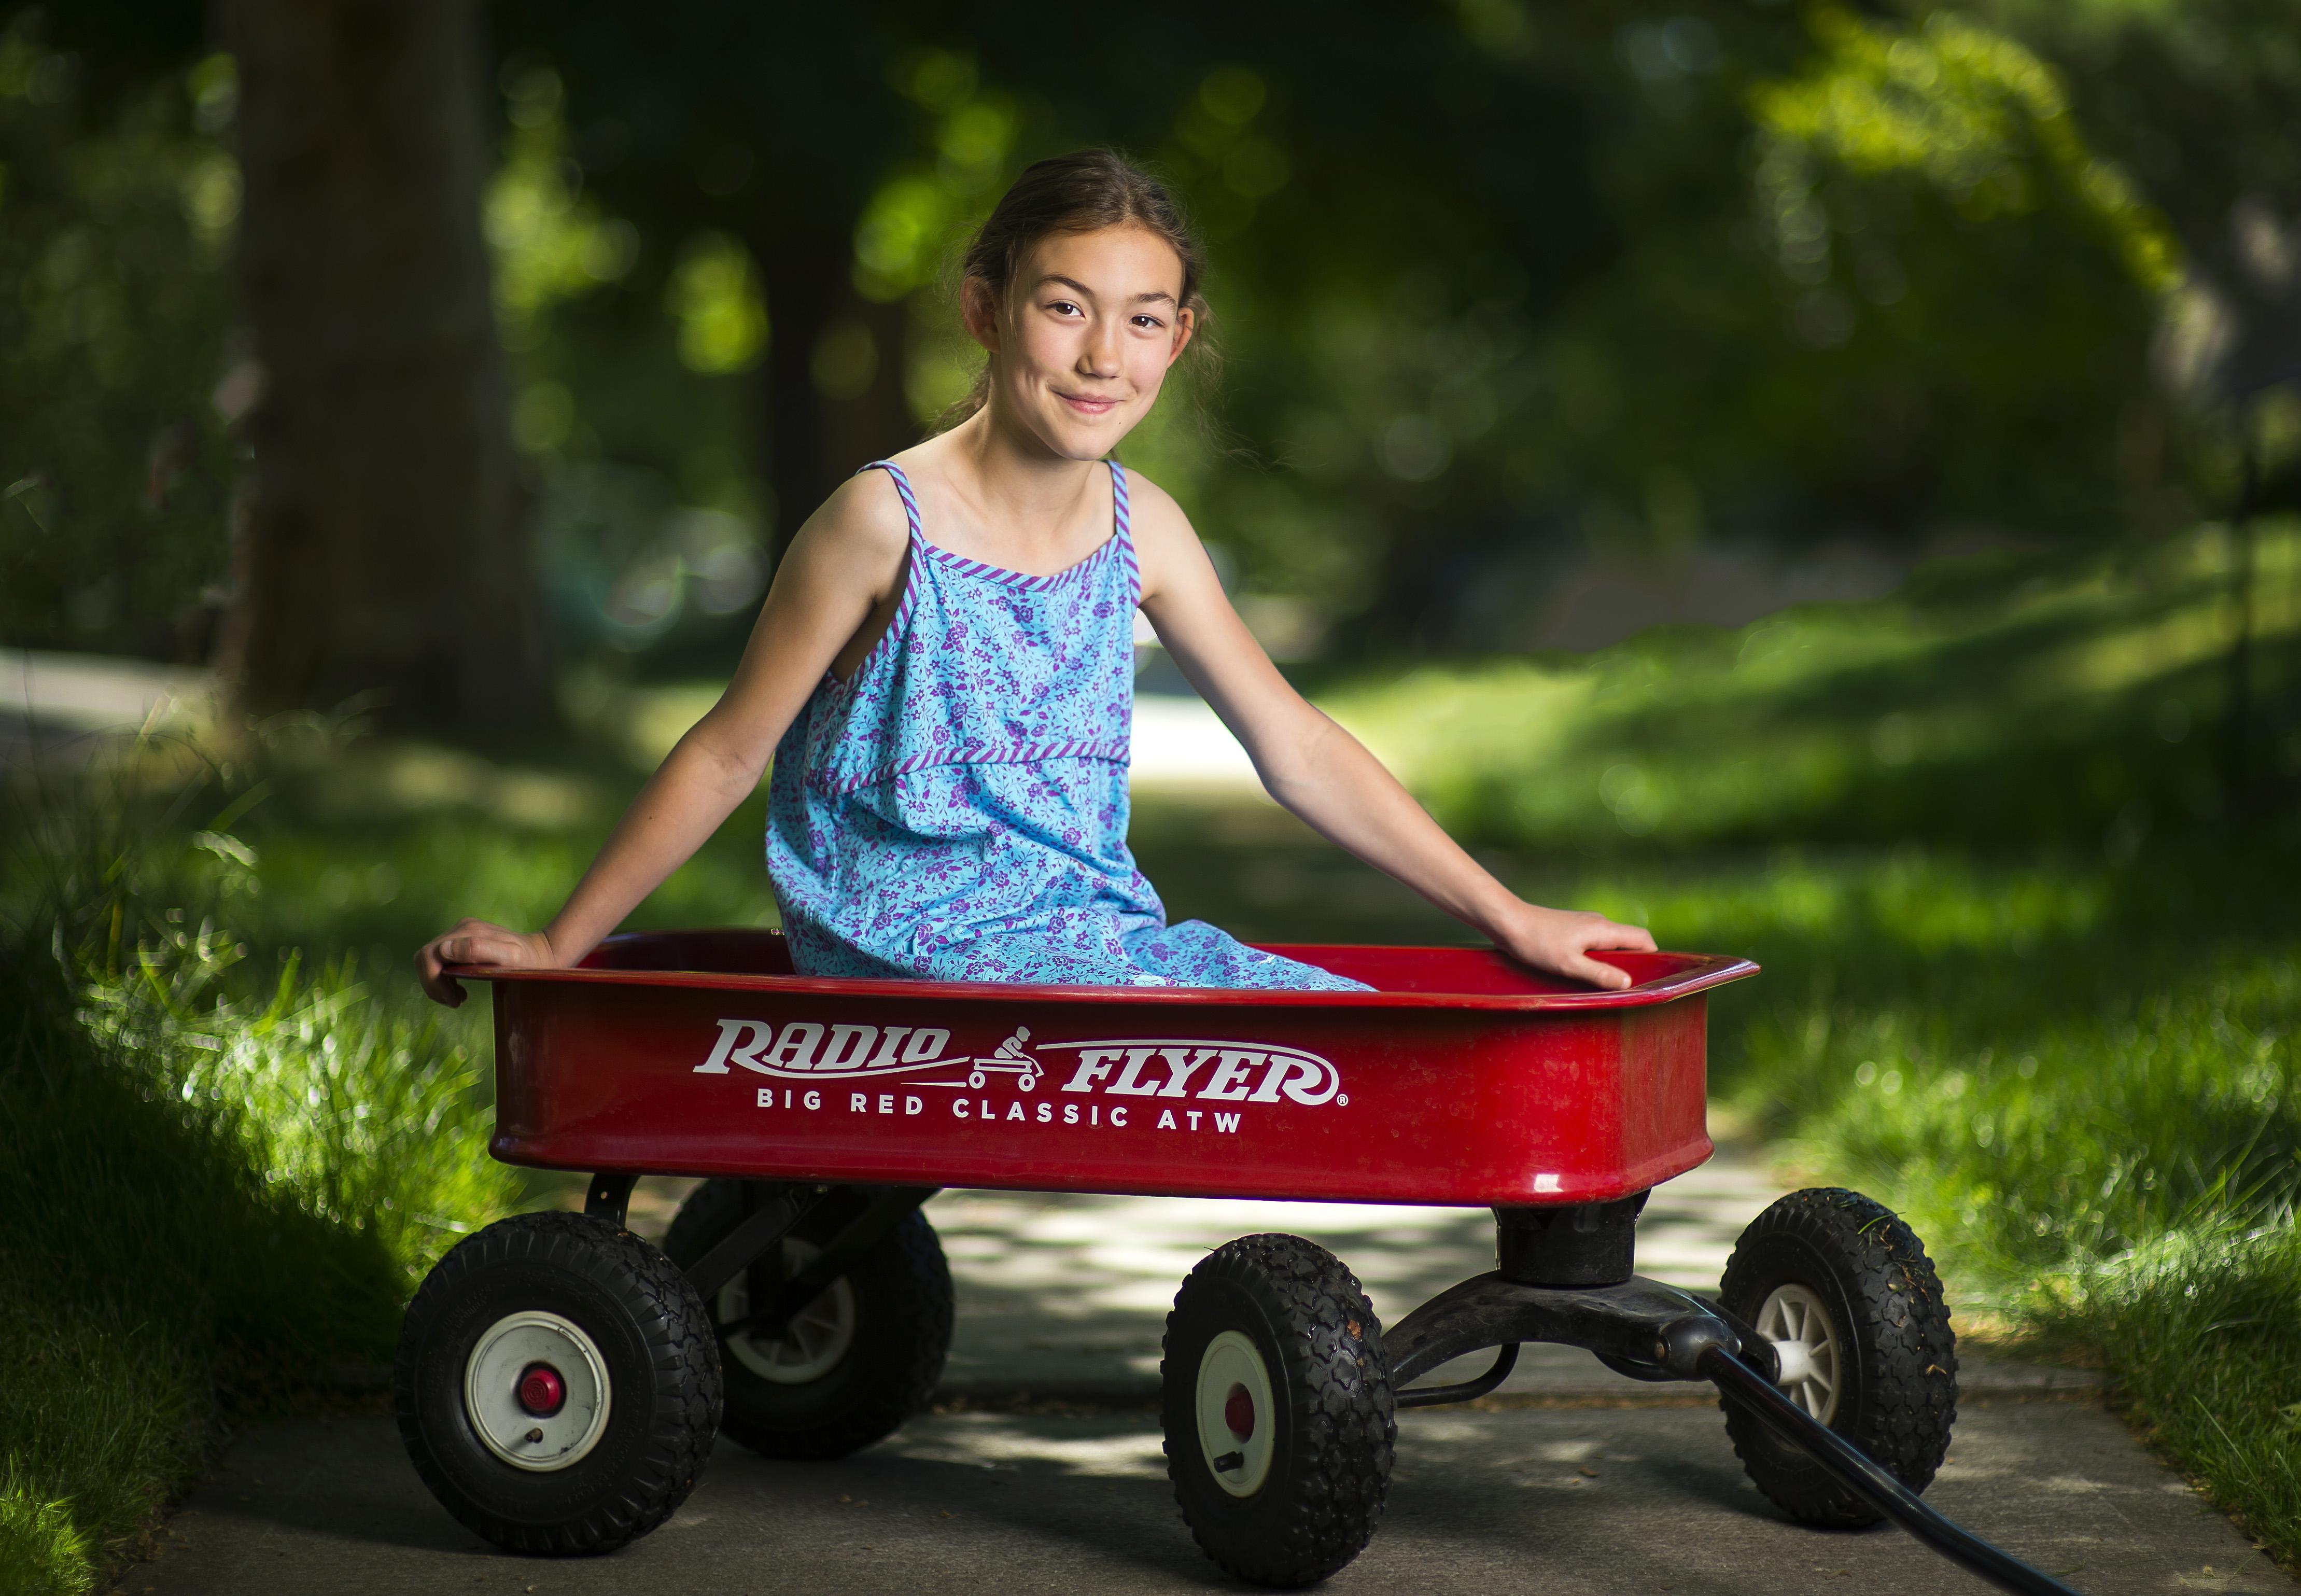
[945, 149, 1216, 426]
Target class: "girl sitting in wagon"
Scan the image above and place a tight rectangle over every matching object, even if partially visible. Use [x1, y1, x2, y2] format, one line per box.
[418, 150, 1650, 1003]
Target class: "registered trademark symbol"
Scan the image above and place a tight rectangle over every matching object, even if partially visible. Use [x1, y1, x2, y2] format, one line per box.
[1337, 1094, 1349, 1106]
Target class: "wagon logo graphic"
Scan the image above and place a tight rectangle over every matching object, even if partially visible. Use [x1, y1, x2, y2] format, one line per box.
[695, 1020, 1342, 1105]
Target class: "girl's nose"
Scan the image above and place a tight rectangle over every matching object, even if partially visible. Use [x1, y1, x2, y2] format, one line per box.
[1080, 320, 1123, 376]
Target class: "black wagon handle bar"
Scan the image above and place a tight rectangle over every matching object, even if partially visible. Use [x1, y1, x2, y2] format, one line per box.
[1700, 1346, 2085, 1596]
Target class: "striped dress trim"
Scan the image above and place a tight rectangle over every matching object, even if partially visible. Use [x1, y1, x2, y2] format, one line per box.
[1113, 462, 1141, 606]
[806, 737, 1132, 796]
[862, 459, 1131, 593]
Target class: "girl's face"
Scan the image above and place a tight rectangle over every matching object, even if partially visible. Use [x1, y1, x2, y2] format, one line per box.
[969, 223, 1196, 461]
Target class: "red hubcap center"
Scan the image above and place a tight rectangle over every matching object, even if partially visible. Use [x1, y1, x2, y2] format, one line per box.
[517, 1363, 566, 1417]
[1224, 1384, 1255, 1440]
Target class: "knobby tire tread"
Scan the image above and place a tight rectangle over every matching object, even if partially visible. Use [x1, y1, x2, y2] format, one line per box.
[395, 1210, 721, 1555]
[1164, 1233, 1395, 1587]
[1719, 1187, 1958, 1529]
[664, 1180, 952, 1461]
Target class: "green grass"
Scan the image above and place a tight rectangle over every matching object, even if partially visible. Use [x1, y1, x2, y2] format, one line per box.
[0, 759, 518, 1592]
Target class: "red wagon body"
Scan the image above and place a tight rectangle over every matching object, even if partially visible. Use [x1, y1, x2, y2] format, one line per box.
[479, 930, 1758, 1207]
[416, 935, 2041, 1592]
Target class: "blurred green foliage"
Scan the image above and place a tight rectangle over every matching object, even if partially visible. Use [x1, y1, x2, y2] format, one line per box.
[0, 18, 236, 659]
[1329, 518, 2300, 847]
[5, 2, 2296, 670]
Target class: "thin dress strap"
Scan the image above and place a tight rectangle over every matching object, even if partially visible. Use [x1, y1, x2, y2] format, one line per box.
[1108, 459, 1140, 606]
[845, 460, 924, 683]
[858, 459, 925, 543]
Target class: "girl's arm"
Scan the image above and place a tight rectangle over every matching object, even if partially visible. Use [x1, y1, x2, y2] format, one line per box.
[414, 474, 912, 1005]
[1130, 476, 1655, 990]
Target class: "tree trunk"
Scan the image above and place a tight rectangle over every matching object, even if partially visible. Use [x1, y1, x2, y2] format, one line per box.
[750, 225, 918, 560]
[215, 0, 547, 730]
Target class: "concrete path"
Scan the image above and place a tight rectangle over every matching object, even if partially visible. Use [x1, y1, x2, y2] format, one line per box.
[118, 1143, 2264, 1596]
[127, 1400, 2279, 1595]
[0, 647, 1264, 794]
[0, 647, 212, 773]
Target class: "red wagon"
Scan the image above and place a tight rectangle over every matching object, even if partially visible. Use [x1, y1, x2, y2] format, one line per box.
[397, 931, 2071, 1595]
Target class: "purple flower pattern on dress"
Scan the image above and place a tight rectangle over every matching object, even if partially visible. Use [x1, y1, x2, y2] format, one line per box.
[765, 459, 1370, 991]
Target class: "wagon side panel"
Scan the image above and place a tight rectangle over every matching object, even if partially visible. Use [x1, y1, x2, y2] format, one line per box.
[1610, 998, 1714, 1193]
[485, 975, 1715, 1205]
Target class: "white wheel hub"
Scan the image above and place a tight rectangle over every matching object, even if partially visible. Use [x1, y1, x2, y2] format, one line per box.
[463, 1310, 612, 1472]
[1196, 1330, 1278, 1497]
[1756, 1282, 1842, 1423]
[715, 1238, 858, 1384]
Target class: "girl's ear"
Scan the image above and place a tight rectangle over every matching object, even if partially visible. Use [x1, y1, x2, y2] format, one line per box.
[1167, 304, 1197, 369]
[961, 275, 1001, 355]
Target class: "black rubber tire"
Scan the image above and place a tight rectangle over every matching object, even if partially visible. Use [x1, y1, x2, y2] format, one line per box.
[1718, 1187, 1958, 1528]
[395, 1210, 721, 1555]
[662, 1180, 952, 1461]
[1161, 1234, 1395, 1588]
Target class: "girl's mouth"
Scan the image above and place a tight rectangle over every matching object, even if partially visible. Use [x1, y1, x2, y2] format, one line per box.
[1055, 389, 1121, 416]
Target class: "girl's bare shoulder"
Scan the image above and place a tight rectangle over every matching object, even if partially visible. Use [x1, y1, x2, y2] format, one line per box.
[1117, 465, 1196, 547]
[783, 467, 913, 589]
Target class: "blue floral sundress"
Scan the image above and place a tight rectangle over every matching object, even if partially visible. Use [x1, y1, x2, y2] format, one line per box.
[764, 458, 1368, 992]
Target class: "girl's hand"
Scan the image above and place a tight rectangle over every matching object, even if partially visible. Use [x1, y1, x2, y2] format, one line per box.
[1492, 903, 1657, 991]
[416, 919, 559, 1007]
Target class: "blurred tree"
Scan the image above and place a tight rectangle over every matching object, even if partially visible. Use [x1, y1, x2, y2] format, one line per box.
[491, 4, 941, 557]
[954, 2, 2176, 649]
[1974, 0, 2301, 800]
[0, 7, 234, 662]
[211, 0, 547, 730]
[9, 0, 2294, 695]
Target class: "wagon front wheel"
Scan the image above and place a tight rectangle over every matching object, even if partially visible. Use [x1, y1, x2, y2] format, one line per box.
[1718, 1187, 1958, 1528]
[1161, 1234, 1395, 1588]
[394, 1211, 721, 1555]
[663, 1180, 952, 1461]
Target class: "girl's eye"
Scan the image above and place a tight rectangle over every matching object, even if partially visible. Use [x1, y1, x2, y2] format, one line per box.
[1131, 315, 1166, 330]
[1046, 300, 1083, 317]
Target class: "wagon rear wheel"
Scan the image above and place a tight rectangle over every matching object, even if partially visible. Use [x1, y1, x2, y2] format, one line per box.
[394, 1211, 720, 1555]
[663, 1179, 952, 1460]
[1718, 1187, 1958, 1527]
[1161, 1234, 1395, 1588]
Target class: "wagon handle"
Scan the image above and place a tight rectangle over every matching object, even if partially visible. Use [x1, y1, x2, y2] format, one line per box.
[1702, 1345, 2085, 1596]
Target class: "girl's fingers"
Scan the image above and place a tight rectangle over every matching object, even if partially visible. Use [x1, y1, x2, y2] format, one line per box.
[435, 922, 524, 969]
[415, 919, 525, 1007]
[1563, 951, 1634, 990]
[414, 945, 467, 1008]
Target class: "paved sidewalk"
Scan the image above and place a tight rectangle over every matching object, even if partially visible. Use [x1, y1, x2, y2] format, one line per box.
[0, 647, 211, 772]
[129, 1399, 2280, 1595]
